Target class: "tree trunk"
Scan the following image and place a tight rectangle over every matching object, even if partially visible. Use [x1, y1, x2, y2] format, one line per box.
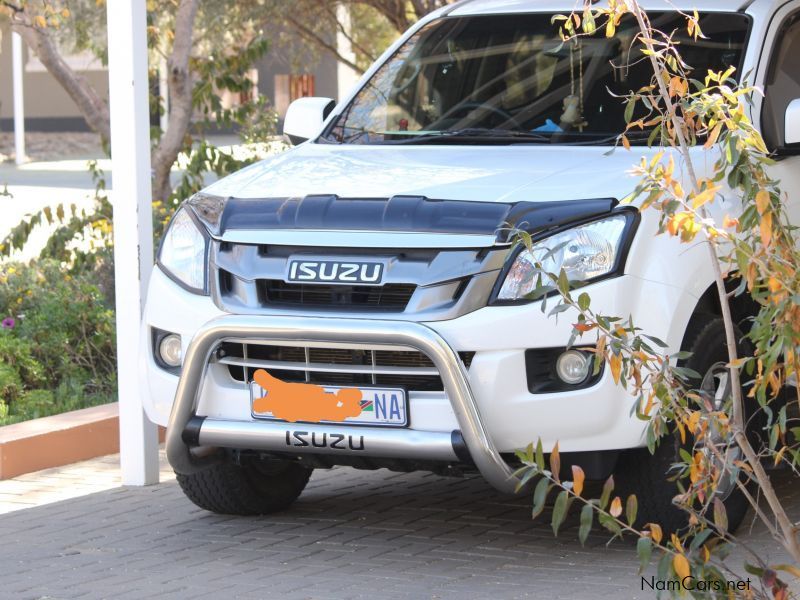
[150, 0, 200, 202]
[9, 0, 200, 203]
[11, 21, 111, 143]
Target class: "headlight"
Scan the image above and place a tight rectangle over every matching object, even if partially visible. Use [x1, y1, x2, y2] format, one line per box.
[496, 214, 630, 301]
[158, 207, 209, 294]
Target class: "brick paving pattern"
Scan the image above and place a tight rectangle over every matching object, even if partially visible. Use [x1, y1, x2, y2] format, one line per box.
[0, 451, 174, 515]
[1, 461, 797, 600]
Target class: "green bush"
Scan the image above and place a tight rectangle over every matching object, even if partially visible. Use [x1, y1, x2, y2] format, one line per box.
[0, 260, 116, 426]
[0, 363, 23, 405]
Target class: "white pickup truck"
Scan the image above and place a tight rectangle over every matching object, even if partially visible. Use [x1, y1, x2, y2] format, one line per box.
[141, 0, 800, 532]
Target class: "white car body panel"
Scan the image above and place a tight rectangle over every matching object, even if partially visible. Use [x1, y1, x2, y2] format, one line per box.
[207, 143, 667, 203]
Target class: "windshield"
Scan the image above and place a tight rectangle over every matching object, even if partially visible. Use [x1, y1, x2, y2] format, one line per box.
[323, 12, 750, 145]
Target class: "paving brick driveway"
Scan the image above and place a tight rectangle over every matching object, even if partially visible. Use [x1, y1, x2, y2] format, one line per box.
[1, 466, 797, 600]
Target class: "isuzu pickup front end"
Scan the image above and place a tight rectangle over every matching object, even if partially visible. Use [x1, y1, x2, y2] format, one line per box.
[140, 0, 800, 534]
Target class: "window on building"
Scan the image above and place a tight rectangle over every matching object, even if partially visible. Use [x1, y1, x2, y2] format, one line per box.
[274, 74, 316, 116]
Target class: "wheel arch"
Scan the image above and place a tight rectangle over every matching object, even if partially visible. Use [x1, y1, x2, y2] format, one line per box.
[680, 281, 759, 352]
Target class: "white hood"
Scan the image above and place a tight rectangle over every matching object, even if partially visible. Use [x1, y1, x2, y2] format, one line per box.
[205, 143, 692, 204]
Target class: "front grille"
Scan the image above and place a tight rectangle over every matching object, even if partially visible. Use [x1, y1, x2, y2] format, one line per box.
[256, 280, 416, 311]
[217, 342, 474, 392]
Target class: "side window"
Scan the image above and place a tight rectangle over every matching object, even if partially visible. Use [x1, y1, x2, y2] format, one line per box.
[762, 13, 800, 149]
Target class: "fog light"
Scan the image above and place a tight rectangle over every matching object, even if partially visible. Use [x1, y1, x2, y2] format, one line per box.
[555, 350, 591, 385]
[158, 333, 182, 367]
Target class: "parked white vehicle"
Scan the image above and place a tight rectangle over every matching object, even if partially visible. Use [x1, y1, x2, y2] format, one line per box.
[141, 0, 800, 531]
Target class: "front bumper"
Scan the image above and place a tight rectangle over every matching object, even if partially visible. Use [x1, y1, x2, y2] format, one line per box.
[165, 314, 518, 493]
[143, 265, 698, 491]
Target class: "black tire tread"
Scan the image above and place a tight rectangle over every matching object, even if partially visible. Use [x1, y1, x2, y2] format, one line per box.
[176, 460, 312, 515]
[615, 317, 752, 534]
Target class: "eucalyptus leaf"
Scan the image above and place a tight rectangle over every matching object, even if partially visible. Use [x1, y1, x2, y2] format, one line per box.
[551, 490, 569, 536]
[532, 477, 550, 519]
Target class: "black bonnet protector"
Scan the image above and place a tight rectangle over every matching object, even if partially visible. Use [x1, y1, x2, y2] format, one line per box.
[188, 194, 617, 244]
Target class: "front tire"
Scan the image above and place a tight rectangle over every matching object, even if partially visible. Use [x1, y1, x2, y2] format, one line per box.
[176, 457, 312, 515]
[615, 317, 756, 534]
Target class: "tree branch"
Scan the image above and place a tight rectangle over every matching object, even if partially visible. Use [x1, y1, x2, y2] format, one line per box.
[10, 13, 110, 143]
[285, 13, 364, 74]
[151, 0, 200, 202]
[320, 2, 377, 66]
[626, 0, 800, 565]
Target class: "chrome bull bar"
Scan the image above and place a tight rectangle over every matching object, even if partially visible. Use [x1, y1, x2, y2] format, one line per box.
[165, 315, 518, 493]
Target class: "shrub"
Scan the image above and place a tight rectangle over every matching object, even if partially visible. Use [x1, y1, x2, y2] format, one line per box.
[0, 260, 116, 425]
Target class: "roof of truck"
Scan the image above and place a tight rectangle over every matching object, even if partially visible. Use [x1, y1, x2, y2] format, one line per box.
[448, 0, 753, 16]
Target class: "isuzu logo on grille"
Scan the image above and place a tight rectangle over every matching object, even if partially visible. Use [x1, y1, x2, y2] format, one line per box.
[287, 260, 384, 285]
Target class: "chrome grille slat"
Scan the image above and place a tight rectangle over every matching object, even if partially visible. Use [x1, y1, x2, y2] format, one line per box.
[217, 355, 439, 376]
[217, 341, 463, 392]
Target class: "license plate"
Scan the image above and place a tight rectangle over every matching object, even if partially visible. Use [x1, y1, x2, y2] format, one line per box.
[249, 381, 407, 427]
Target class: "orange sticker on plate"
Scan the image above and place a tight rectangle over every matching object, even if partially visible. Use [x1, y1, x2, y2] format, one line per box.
[252, 369, 363, 423]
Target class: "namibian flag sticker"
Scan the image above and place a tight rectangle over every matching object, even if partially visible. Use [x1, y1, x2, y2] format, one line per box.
[359, 399, 374, 412]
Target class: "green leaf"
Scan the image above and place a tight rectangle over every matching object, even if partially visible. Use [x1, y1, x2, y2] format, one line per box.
[624, 98, 635, 124]
[532, 477, 550, 519]
[548, 302, 573, 317]
[510, 464, 528, 479]
[657, 551, 672, 583]
[581, 9, 596, 34]
[689, 528, 713, 552]
[551, 490, 569, 536]
[578, 503, 594, 546]
[637, 536, 652, 573]
[597, 512, 622, 536]
[744, 562, 765, 578]
[557, 269, 570, 295]
[713, 497, 728, 533]
[535, 439, 545, 471]
[642, 334, 668, 348]
[515, 467, 539, 492]
[647, 124, 662, 147]
[599, 475, 614, 510]
[625, 495, 638, 526]
[578, 292, 591, 311]
[524, 442, 534, 464]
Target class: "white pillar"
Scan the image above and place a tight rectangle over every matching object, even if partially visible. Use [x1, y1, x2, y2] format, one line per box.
[335, 5, 359, 102]
[11, 32, 26, 166]
[106, 0, 159, 485]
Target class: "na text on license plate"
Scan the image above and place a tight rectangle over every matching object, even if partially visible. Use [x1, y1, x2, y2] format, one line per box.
[249, 382, 407, 427]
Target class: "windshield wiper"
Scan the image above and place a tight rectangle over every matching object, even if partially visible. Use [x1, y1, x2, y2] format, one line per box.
[381, 128, 551, 144]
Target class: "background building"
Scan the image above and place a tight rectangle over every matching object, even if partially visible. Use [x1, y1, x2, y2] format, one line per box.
[0, 21, 358, 134]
